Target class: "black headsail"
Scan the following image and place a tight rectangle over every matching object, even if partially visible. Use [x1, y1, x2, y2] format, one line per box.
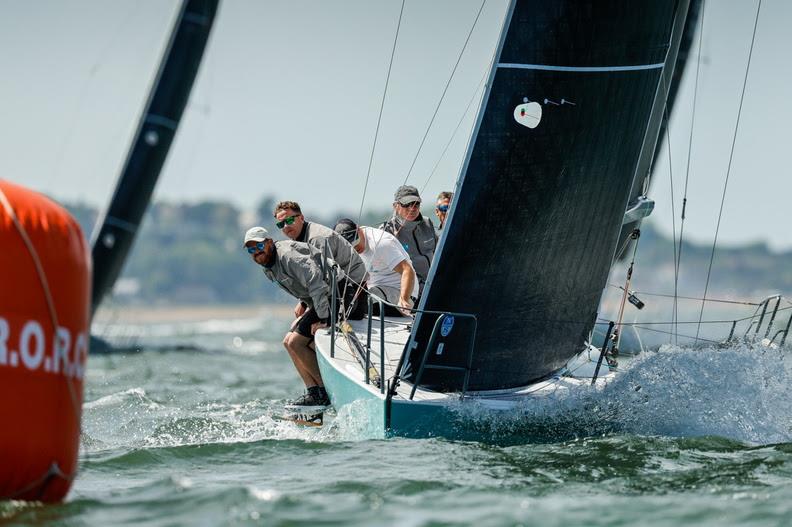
[90, 0, 219, 314]
[403, 0, 689, 391]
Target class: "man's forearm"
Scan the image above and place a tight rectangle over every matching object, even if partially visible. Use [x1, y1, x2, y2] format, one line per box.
[400, 267, 415, 302]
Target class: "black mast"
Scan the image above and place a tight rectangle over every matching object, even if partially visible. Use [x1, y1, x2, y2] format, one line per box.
[617, 0, 703, 254]
[90, 0, 219, 314]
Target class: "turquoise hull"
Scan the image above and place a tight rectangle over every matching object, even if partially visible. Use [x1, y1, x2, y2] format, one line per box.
[316, 349, 602, 442]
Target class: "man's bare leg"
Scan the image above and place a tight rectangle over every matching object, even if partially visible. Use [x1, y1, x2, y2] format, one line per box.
[282, 333, 316, 386]
[283, 332, 323, 387]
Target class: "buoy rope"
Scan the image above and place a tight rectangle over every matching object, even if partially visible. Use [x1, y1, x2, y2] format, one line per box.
[0, 462, 71, 501]
[0, 187, 60, 332]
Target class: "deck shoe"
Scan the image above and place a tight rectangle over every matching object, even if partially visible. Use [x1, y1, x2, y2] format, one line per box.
[289, 387, 330, 407]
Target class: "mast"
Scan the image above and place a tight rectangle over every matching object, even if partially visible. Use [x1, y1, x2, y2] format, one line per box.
[617, 0, 703, 254]
[403, 0, 690, 391]
[90, 0, 219, 315]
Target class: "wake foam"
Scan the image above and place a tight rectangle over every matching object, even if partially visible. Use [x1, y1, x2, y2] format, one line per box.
[446, 343, 792, 444]
[605, 343, 792, 444]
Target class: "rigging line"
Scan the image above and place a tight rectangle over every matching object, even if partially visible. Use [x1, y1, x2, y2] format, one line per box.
[402, 0, 487, 186]
[420, 70, 488, 194]
[695, 0, 763, 343]
[596, 317, 757, 326]
[607, 284, 761, 306]
[356, 0, 406, 225]
[632, 325, 721, 344]
[677, 0, 707, 289]
[661, 77, 680, 344]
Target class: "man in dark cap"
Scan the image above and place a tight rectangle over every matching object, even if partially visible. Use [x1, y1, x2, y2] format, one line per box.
[380, 185, 438, 297]
[334, 218, 417, 316]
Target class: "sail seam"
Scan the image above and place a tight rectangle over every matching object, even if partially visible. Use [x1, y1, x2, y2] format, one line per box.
[497, 62, 664, 72]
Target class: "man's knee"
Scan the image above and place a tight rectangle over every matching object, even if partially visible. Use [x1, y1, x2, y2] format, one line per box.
[284, 331, 310, 350]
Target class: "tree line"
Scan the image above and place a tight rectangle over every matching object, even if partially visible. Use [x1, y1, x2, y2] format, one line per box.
[61, 197, 792, 306]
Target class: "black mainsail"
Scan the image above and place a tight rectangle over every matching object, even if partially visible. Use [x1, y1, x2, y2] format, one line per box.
[90, 0, 219, 314]
[404, 0, 690, 391]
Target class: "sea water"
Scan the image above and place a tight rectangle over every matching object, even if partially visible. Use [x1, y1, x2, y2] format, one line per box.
[3, 307, 792, 526]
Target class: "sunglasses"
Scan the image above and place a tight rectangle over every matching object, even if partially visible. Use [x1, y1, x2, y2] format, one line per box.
[275, 215, 299, 229]
[399, 201, 421, 209]
[246, 241, 266, 254]
[436, 204, 449, 212]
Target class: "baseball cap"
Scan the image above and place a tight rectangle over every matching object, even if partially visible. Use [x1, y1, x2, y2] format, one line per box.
[394, 185, 421, 205]
[333, 218, 359, 245]
[243, 226, 270, 246]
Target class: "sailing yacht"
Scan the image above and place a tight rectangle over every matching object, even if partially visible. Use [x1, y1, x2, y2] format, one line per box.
[312, 0, 695, 439]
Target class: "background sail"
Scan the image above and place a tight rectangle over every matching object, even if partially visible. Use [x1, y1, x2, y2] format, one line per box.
[404, 0, 689, 391]
[91, 0, 219, 314]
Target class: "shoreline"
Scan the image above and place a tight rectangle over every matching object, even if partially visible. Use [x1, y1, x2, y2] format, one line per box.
[93, 303, 292, 324]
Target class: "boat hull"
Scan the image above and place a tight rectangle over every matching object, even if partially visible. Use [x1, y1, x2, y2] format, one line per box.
[315, 326, 617, 442]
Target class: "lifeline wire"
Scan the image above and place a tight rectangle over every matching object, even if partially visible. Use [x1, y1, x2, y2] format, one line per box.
[695, 0, 762, 343]
[403, 0, 487, 185]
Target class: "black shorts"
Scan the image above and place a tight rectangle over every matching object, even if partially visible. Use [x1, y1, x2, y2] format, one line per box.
[293, 307, 323, 339]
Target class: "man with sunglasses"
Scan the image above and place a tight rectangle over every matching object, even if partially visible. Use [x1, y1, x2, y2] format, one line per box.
[273, 201, 367, 320]
[243, 226, 342, 408]
[435, 191, 453, 231]
[380, 185, 438, 297]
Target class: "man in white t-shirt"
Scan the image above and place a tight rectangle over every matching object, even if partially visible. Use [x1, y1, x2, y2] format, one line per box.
[334, 218, 417, 316]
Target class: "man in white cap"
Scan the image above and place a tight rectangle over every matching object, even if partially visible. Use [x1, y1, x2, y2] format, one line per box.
[380, 185, 437, 297]
[243, 226, 342, 408]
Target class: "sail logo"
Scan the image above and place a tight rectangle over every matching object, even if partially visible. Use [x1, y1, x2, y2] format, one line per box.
[441, 315, 455, 337]
[513, 99, 542, 129]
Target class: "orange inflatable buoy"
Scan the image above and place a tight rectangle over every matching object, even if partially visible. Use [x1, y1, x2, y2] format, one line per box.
[0, 180, 91, 502]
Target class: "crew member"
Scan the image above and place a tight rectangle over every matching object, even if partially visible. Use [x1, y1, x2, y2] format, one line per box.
[334, 218, 417, 317]
[380, 185, 437, 296]
[274, 200, 367, 319]
[435, 191, 453, 231]
[243, 226, 338, 408]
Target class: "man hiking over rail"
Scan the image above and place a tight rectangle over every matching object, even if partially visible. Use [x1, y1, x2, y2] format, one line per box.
[243, 226, 347, 408]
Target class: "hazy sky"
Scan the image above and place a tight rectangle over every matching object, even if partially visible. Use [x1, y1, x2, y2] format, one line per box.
[2, 0, 791, 249]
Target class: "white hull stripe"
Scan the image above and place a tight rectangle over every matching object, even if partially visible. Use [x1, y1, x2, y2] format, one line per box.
[497, 62, 664, 72]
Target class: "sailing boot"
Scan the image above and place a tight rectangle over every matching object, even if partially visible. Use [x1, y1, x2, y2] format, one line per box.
[288, 386, 330, 408]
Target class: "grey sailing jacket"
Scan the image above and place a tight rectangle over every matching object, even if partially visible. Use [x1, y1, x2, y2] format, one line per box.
[380, 214, 437, 290]
[262, 240, 345, 319]
[298, 221, 367, 286]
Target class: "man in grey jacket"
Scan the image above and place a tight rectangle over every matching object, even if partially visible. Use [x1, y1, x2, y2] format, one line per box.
[243, 226, 339, 407]
[274, 200, 367, 319]
[380, 185, 438, 297]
